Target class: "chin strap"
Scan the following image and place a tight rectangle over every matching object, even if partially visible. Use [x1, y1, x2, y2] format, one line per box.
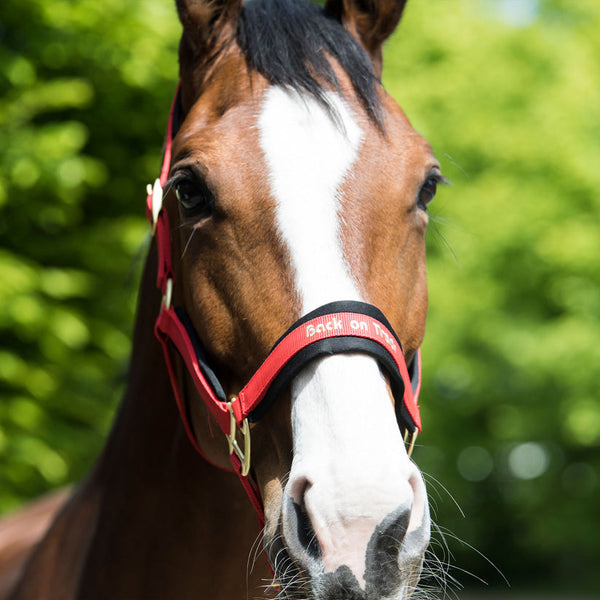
[145, 85, 423, 527]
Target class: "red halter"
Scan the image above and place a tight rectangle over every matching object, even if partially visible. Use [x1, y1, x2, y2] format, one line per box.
[145, 87, 423, 524]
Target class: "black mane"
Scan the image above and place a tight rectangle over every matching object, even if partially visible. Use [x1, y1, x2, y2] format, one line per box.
[237, 0, 383, 125]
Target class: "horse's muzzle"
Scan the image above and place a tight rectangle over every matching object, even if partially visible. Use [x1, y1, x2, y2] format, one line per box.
[275, 463, 430, 599]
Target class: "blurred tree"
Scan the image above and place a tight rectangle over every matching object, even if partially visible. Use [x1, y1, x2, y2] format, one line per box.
[0, 0, 598, 595]
[384, 0, 600, 594]
[0, 0, 179, 509]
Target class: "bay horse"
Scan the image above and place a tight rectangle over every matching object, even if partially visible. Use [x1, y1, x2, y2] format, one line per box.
[4, 0, 446, 598]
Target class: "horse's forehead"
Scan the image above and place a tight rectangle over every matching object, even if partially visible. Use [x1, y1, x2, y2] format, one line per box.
[173, 65, 435, 241]
[176, 77, 264, 149]
[178, 81, 425, 169]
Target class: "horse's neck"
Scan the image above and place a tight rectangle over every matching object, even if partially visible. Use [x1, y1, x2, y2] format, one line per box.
[13, 244, 268, 600]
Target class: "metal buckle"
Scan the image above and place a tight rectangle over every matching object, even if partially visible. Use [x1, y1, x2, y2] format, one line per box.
[403, 429, 418, 459]
[147, 178, 163, 235]
[162, 277, 173, 311]
[226, 399, 251, 477]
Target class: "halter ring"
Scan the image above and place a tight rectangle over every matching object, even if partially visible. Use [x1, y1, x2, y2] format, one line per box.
[226, 400, 251, 476]
[162, 278, 173, 311]
[404, 429, 418, 458]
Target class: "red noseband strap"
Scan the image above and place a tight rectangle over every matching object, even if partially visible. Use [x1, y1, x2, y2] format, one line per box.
[146, 86, 423, 525]
[240, 301, 421, 432]
[155, 301, 422, 437]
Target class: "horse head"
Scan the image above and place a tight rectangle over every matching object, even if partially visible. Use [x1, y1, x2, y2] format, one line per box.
[159, 0, 442, 597]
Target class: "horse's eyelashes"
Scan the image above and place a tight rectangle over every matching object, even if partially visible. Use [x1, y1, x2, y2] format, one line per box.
[417, 172, 448, 211]
[417, 177, 438, 211]
[173, 173, 216, 221]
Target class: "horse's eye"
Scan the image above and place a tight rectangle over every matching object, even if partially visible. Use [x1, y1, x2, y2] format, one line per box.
[417, 176, 438, 211]
[174, 174, 215, 220]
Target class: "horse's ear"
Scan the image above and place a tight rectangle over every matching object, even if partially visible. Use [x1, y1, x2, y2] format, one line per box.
[175, 0, 242, 54]
[325, 0, 408, 77]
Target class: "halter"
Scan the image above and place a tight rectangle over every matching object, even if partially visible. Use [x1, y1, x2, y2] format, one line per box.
[145, 87, 423, 523]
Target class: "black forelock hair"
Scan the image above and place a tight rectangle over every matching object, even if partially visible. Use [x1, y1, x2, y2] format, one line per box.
[237, 0, 384, 127]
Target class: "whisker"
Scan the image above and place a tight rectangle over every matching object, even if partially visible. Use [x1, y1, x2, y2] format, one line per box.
[433, 526, 509, 586]
[247, 524, 267, 583]
[439, 151, 469, 179]
[181, 228, 196, 259]
[422, 472, 466, 519]
[427, 217, 460, 266]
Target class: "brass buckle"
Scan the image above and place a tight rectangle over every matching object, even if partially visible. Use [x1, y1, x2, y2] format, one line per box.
[147, 178, 163, 235]
[162, 277, 173, 311]
[226, 399, 251, 477]
[403, 429, 418, 459]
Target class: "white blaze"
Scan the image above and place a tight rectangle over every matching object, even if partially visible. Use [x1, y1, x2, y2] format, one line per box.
[258, 86, 426, 587]
[258, 87, 362, 312]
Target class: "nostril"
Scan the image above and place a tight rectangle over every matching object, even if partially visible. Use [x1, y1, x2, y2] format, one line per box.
[379, 508, 410, 556]
[289, 474, 311, 505]
[289, 476, 322, 560]
[293, 501, 321, 560]
[407, 469, 427, 533]
[364, 508, 411, 596]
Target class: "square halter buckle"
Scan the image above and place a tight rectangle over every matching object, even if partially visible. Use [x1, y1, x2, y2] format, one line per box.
[226, 399, 251, 477]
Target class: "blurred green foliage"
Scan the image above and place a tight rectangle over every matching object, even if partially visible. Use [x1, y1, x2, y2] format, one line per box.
[386, 0, 600, 593]
[0, 0, 598, 595]
[0, 0, 179, 507]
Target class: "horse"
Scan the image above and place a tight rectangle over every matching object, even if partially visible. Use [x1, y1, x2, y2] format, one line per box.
[3, 0, 446, 598]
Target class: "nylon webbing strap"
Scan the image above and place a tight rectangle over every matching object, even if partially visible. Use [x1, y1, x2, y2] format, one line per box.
[156, 301, 422, 436]
[238, 301, 421, 433]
